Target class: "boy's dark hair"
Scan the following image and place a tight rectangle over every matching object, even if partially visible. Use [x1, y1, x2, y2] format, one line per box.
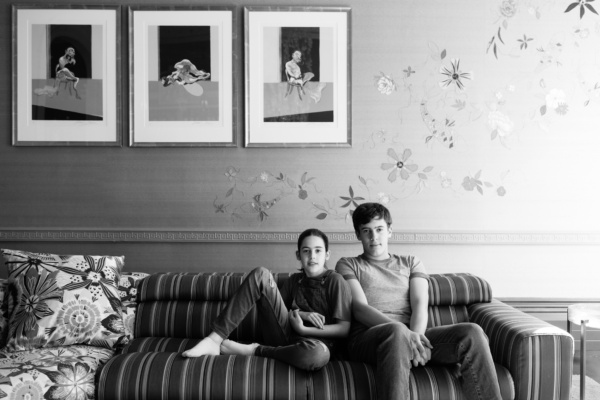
[352, 202, 393, 232]
[297, 228, 329, 252]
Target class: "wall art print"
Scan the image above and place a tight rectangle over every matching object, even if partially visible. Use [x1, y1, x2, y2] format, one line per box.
[12, 5, 121, 146]
[129, 6, 236, 147]
[244, 6, 351, 147]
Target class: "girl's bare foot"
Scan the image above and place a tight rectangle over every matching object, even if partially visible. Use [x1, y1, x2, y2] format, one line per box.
[220, 339, 259, 356]
[182, 336, 221, 357]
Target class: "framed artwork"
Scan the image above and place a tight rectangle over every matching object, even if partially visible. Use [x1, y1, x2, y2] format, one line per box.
[129, 6, 237, 147]
[244, 6, 351, 148]
[12, 5, 121, 146]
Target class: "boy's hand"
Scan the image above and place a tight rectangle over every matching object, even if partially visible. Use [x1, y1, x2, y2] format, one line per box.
[409, 332, 432, 367]
[300, 311, 325, 329]
[289, 310, 305, 334]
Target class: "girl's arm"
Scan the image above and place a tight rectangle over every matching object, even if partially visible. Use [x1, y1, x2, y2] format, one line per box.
[289, 310, 350, 338]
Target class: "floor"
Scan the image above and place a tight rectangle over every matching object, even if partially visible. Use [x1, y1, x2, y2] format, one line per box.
[574, 349, 600, 384]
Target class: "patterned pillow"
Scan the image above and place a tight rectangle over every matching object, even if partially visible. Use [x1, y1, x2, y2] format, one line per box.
[1, 249, 127, 352]
[117, 272, 149, 341]
[0, 279, 7, 348]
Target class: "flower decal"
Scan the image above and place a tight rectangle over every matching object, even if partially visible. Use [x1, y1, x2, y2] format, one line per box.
[45, 362, 95, 400]
[488, 110, 515, 139]
[374, 72, 398, 95]
[340, 186, 365, 208]
[500, 0, 517, 18]
[440, 172, 453, 189]
[544, 88, 569, 115]
[440, 59, 472, 90]
[381, 148, 419, 182]
[462, 171, 484, 195]
[565, 0, 599, 19]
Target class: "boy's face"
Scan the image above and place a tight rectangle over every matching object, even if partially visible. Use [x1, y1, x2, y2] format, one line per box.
[356, 217, 392, 261]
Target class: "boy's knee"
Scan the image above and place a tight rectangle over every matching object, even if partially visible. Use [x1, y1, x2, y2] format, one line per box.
[456, 323, 489, 348]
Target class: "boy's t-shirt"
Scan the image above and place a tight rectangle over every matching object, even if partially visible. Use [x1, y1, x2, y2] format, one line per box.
[335, 254, 428, 324]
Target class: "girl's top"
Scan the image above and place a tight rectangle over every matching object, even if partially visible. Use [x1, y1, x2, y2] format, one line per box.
[279, 270, 352, 350]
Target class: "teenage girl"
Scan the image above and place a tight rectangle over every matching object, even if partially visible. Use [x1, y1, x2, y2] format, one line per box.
[182, 228, 351, 371]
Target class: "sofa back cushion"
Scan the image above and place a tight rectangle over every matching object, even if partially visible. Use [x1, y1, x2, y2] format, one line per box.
[135, 272, 264, 342]
[134, 272, 492, 340]
[427, 273, 493, 328]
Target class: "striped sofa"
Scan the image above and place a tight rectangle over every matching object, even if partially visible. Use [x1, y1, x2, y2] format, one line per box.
[96, 272, 574, 400]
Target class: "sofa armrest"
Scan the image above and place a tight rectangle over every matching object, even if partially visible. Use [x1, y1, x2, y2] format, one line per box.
[469, 300, 573, 400]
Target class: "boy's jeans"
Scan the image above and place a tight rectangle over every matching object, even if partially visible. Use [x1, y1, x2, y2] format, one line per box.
[347, 321, 503, 400]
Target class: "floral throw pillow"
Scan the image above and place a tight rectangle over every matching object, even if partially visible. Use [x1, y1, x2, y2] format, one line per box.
[1, 249, 127, 352]
[118, 272, 149, 341]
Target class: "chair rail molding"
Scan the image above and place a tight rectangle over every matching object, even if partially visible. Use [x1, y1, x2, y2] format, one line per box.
[1, 229, 599, 245]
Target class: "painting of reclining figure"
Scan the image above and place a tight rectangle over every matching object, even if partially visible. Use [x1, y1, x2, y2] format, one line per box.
[149, 25, 218, 122]
[264, 27, 333, 123]
[31, 24, 102, 121]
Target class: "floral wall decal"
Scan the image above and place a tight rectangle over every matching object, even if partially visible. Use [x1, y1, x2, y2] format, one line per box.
[565, 0, 599, 19]
[202, 0, 597, 231]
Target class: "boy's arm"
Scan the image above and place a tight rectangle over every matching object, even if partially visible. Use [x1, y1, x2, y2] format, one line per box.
[409, 276, 429, 335]
[409, 276, 432, 366]
[347, 277, 432, 366]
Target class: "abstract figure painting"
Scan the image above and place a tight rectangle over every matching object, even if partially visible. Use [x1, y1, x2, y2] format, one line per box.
[129, 6, 237, 147]
[244, 6, 351, 147]
[12, 5, 121, 146]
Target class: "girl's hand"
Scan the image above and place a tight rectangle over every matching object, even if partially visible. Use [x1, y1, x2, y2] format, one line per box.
[300, 311, 325, 329]
[289, 310, 305, 334]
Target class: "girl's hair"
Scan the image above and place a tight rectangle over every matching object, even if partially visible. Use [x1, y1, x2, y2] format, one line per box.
[297, 228, 329, 252]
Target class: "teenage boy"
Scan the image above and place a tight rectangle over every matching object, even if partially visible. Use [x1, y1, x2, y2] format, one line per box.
[335, 202, 502, 400]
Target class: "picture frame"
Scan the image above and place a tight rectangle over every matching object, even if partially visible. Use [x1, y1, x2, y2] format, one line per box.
[244, 6, 351, 148]
[12, 5, 122, 146]
[129, 6, 237, 147]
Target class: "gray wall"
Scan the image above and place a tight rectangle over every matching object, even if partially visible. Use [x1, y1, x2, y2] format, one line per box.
[1, 0, 599, 299]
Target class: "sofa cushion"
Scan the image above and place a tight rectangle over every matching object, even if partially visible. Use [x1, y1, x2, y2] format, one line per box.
[135, 272, 267, 342]
[1, 249, 127, 351]
[428, 273, 492, 306]
[97, 348, 514, 400]
[0, 344, 114, 400]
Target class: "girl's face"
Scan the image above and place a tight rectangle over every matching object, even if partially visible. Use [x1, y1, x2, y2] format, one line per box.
[296, 235, 330, 278]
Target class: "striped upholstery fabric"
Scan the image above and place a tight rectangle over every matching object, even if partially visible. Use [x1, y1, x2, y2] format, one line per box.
[426, 273, 491, 328]
[469, 300, 573, 400]
[98, 272, 572, 400]
[427, 305, 470, 328]
[427, 273, 493, 306]
[135, 273, 262, 342]
[97, 350, 514, 400]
